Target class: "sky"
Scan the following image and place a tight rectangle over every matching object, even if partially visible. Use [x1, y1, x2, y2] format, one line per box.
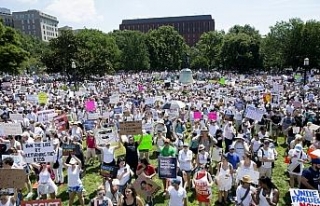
[0, 0, 319, 35]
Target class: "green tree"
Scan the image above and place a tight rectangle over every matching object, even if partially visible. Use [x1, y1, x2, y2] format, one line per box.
[145, 26, 187, 70]
[191, 31, 224, 69]
[0, 23, 28, 74]
[112, 30, 149, 71]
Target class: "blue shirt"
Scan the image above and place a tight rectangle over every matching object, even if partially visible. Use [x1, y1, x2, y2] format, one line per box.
[226, 152, 240, 169]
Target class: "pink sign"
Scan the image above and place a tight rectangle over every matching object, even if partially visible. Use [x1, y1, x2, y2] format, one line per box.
[85, 100, 95, 111]
[138, 84, 144, 92]
[194, 111, 202, 119]
[208, 112, 217, 120]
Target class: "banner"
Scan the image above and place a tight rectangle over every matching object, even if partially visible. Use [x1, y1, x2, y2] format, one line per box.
[245, 106, 264, 121]
[132, 176, 161, 200]
[158, 157, 177, 179]
[119, 121, 142, 135]
[0, 169, 26, 189]
[100, 165, 118, 178]
[134, 134, 153, 151]
[23, 142, 54, 163]
[0, 123, 23, 135]
[21, 199, 62, 206]
[290, 189, 320, 206]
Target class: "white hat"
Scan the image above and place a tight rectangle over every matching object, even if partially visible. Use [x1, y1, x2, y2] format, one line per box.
[69, 158, 77, 165]
[112, 179, 120, 185]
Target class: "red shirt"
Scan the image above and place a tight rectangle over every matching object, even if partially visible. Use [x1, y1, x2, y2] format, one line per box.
[86, 136, 96, 148]
[137, 164, 156, 176]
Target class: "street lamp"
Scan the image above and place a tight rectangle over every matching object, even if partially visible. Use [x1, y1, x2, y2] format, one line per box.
[303, 57, 309, 85]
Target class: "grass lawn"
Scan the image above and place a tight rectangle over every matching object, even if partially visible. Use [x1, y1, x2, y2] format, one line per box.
[49, 136, 292, 206]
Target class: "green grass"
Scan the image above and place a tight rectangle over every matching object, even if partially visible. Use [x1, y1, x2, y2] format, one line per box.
[43, 136, 290, 206]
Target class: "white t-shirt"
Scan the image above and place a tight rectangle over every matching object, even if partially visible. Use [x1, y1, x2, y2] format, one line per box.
[168, 186, 187, 206]
[117, 165, 130, 186]
[236, 185, 255, 206]
[178, 150, 193, 171]
[257, 147, 275, 168]
[102, 147, 115, 163]
[67, 165, 82, 187]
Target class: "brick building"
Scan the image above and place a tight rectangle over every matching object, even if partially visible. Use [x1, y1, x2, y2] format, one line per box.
[119, 15, 215, 46]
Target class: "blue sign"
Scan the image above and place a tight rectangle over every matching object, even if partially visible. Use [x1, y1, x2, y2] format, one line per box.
[158, 157, 177, 179]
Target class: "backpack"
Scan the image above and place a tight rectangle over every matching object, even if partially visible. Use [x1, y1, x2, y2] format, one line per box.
[255, 148, 275, 169]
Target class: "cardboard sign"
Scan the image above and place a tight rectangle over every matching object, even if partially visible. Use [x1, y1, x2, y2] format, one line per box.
[61, 144, 76, 156]
[100, 165, 118, 178]
[23, 142, 54, 163]
[245, 106, 264, 121]
[119, 121, 142, 135]
[0, 169, 26, 189]
[158, 157, 177, 179]
[54, 114, 68, 131]
[133, 134, 153, 151]
[290, 189, 320, 206]
[21, 199, 62, 206]
[132, 176, 161, 200]
[0, 123, 23, 135]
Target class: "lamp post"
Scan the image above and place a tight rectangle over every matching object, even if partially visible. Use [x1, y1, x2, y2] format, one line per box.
[303, 57, 309, 85]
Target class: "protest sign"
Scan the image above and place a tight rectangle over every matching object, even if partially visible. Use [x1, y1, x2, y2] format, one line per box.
[290, 189, 320, 206]
[85, 100, 95, 112]
[37, 92, 48, 104]
[133, 176, 161, 200]
[61, 144, 76, 156]
[100, 165, 118, 178]
[94, 127, 117, 145]
[114, 107, 123, 115]
[0, 123, 23, 135]
[158, 157, 177, 179]
[194, 111, 202, 119]
[245, 106, 264, 121]
[26, 95, 38, 104]
[0, 169, 26, 189]
[119, 121, 142, 135]
[109, 94, 120, 104]
[21, 199, 62, 206]
[208, 112, 217, 120]
[310, 124, 320, 131]
[9, 113, 23, 121]
[23, 142, 54, 163]
[134, 134, 153, 151]
[87, 112, 99, 120]
[54, 114, 68, 132]
[37, 109, 56, 122]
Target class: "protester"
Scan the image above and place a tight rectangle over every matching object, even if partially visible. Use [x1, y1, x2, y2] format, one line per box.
[118, 184, 144, 206]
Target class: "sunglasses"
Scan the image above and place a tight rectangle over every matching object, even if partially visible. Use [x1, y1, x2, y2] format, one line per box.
[98, 192, 105, 196]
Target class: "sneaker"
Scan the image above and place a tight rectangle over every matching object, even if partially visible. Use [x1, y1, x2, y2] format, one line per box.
[26, 192, 33, 199]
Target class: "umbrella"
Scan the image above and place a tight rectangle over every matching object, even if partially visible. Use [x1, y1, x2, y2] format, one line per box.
[162, 100, 185, 110]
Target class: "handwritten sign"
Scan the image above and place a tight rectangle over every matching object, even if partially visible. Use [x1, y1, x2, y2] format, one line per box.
[0, 169, 26, 188]
[290, 189, 320, 206]
[94, 128, 117, 145]
[0, 123, 23, 135]
[158, 157, 177, 179]
[23, 142, 54, 163]
[245, 106, 264, 121]
[100, 165, 118, 178]
[119, 121, 142, 135]
[61, 144, 76, 156]
[21, 199, 62, 206]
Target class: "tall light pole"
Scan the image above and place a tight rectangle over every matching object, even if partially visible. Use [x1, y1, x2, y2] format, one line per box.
[303, 57, 309, 85]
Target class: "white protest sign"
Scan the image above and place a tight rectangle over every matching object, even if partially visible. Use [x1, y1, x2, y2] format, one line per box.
[23, 142, 54, 163]
[0, 123, 23, 135]
[37, 109, 56, 122]
[10, 114, 23, 121]
[94, 127, 117, 145]
[145, 97, 154, 105]
[290, 189, 320, 206]
[109, 94, 120, 104]
[26, 95, 38, 104]
[245, 106, 264, 121]
[88, 112, 100, 120]
[310, 124, 320, 131]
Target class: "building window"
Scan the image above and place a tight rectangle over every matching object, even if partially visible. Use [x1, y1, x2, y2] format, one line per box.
[28, 25, 30, 29]
[43, 25, 45, 29]
[31, 14, 34, 18]
[44, 36, 46, 40]
[33, 31, 36, 35]
[29, 31, 31, 35]
[22, 25, 24, 30]
[21, 20, 24, 24]
[43, 31, 45, 34]
[33, 25, 35, 29]
[32, 19, 35, 24]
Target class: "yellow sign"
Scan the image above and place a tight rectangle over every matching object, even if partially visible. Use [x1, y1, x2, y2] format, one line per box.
[38, 92, 48, 104]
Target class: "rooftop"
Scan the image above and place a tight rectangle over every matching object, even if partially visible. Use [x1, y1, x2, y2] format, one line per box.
[121, 15, 213, 25]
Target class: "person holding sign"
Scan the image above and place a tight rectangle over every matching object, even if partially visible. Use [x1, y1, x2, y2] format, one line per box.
[63, 155, 84, 206]
[287, 144, 308, 188]
[96, 141, 121, 167]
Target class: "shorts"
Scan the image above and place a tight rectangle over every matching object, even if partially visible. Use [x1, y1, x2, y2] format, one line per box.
[68, 185, 83, 193]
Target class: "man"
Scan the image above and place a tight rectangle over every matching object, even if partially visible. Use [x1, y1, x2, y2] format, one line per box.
[257, 139, 275, 178]
[236, 175, 255, 206]
[300, 158, 320, 190]
[164, 179, 187, 206]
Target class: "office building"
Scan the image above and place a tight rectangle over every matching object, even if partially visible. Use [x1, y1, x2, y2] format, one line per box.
[12, 10, 59, 42]
[0, 8, 14, 28]
[119, 15, 215, 46]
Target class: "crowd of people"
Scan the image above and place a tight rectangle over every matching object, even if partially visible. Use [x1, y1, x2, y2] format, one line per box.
[0, 71, 319, 206]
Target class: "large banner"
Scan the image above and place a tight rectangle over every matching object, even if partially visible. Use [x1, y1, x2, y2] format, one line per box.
[23, 142, 54, 163]
[158, 157, 177, 179]
[290, 189, 320, 206]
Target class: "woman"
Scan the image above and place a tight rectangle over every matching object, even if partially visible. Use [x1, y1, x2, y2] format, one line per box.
[116, 157, 131, 193]
[136, 158, 156, 179]
[215, 154, 233, 204]
[196, 144, 210, 168]
[301, 122, 315, 147]
[52, 138, 63, 185]
[64, 155, 84, 206]
[193, 164, 213, 206]
[0, 189, 17, 206]
[105, 178, 122, 206]
[236, 152, 257, 185]
[96, 142, 121, 166]
[287, 144, 308, 188]
[253, 176, 279, 206]
[118, 184, 144, 206]
[90, 186, 112, 206]
[31, 162, 57, 200]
